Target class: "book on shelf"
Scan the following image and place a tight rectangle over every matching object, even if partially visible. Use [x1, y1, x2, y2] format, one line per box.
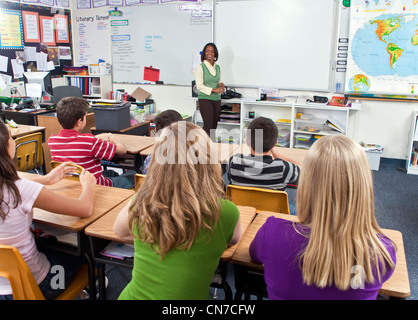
[325, 115, 346, 133]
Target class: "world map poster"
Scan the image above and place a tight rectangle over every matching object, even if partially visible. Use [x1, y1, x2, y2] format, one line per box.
[346, 0, 418, 97]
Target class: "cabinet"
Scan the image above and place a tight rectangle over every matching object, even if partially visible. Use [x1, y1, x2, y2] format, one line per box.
[194, 98, 356, 149]
[406, 111, 418, 175]
[64, 75, 112, 99]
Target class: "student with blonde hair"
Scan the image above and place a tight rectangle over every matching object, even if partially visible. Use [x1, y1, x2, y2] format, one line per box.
[114, 121, 242, 299]
[250, 135, 396, 299]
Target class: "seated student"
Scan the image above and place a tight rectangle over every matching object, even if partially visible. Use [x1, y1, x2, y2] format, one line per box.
[142, 109, 183, 174]
[113, 121, 242, 300]
[227, 116, 300, 190]
[48, 96, 135, 189]
[0, 120, 96, 300]
[250, 135, 397, 300]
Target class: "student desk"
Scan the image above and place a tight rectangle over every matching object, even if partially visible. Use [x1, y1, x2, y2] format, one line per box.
[4, 108, 55, 126]
[236, 144, 307, 168]
[18, 171, 135, 298]
[97, 134, 155, 172]
[231, 211, 411, 300]
[9, 124, 46, 142]
[140, 142, 240, 164]
[85, 205, 256, 300]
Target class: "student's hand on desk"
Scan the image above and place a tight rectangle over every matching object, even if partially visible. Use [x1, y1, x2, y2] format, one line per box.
[79, 169, 96, 189]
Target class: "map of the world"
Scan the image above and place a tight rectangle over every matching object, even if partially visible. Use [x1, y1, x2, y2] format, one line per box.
[346, 0, 418, 95]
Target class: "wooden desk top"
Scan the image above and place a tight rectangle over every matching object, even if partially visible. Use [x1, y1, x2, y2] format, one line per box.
[232, 211, 410, 299]
[236, 144, 307, 167]
[139, 141, 240, 164]
[104, 134, 155, 155]
[8, 124, 46, 139]
[221, 206, 256, 261]
[85, 204, 256, 260]
[18, 171, 135, 232]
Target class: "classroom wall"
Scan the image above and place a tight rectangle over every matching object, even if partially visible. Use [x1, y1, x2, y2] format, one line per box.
[69, 3, 417, 162]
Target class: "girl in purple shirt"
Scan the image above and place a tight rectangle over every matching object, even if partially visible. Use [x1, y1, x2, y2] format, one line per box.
[250, 135, 396, 300]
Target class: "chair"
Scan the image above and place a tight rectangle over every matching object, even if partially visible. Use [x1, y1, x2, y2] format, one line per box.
[50, 161, 84, 181]
[14, 132, 43, 173]
[226, 185, 290, 214]
[134, 173, 146, 191]
[0, 245, 89, 300]
[50, 85, 83, 104]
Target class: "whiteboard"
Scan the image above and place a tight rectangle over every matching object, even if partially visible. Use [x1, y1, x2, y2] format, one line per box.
[214, 0, 336, 91]
[110, 2, 212, 85]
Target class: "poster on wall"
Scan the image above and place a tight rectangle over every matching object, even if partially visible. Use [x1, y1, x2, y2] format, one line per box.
[345, 0, 418, 96]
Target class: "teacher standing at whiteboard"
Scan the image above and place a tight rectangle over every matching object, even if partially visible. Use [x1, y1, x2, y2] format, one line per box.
[195, 42, 225, 137]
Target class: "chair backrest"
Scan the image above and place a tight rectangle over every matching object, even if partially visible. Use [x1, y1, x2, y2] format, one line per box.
[14, 132, 43, 172]
[50, 161, 84, 181]
[226, 185, 290, 214]
[51, 86, 83, 104]
[0, 245, 45, 300]
[134, 173, 146, 191]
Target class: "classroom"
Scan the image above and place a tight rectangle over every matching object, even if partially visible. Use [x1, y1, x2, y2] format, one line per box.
[0, 0, 416, 305]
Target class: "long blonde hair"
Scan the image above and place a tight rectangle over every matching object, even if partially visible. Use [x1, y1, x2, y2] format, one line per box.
[129, 121, 225, 258]
[296, 135, 395, 290]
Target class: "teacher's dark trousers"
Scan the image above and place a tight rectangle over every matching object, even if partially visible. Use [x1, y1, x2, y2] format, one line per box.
[199, 99, 221, 137]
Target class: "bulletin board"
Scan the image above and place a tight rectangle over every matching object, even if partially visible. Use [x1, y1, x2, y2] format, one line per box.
[0, 0, 73, 82]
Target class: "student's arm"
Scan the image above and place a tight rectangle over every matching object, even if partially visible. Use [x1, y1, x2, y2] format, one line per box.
[271, 147, 302, 167]
[109, 134, 127, 155]
[228, 214, 243, 246]
[30, 162, 77, 185]
[113, 201, 134, 241]
[96, 133, 126, 155]
[33, 169, 96, 218]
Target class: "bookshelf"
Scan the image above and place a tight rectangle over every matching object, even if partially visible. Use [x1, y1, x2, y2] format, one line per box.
[64, 75, 112, 99]
[406, 111, 418, 175]
[194, 98, 358, 148]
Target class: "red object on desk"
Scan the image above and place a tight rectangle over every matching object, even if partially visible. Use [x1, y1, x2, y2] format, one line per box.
[144, 66, 160, 82]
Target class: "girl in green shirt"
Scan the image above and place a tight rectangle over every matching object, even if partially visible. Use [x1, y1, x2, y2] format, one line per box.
[114, 122, 242, 299]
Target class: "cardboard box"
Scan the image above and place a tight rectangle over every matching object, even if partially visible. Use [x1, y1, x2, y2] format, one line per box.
[131, 86, 151, 102]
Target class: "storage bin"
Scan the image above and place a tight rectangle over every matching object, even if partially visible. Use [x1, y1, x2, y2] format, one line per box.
[92, 102, 131, 131]
[277, 128, 290, 145]
[294, 133, 312, 149]
[294, 118, 325, 133]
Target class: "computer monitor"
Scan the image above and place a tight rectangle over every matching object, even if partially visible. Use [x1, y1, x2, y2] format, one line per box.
[23, 72, 53, 100]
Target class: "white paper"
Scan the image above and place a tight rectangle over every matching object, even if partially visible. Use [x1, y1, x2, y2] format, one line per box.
[47, 61, 55, 71]
[24, 46, 37, 62]
[0, 55, 8, 73]
[0, 76, 7, 92]
[23, 14, 39, 41]
[56, 0, 70, 7]
[36, 52, 48, 71]
[11, 59, 24, 78]
[25, 83, 42, 98]
[55, 16, 69, 42]
[41, 18, 55, 44]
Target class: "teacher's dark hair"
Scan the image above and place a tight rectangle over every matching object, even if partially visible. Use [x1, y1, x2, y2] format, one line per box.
[201, 43, 219, 62]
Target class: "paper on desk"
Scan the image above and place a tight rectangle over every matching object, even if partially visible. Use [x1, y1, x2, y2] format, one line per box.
[100, 241, 134, 260]
[25, 83, 42, 98]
